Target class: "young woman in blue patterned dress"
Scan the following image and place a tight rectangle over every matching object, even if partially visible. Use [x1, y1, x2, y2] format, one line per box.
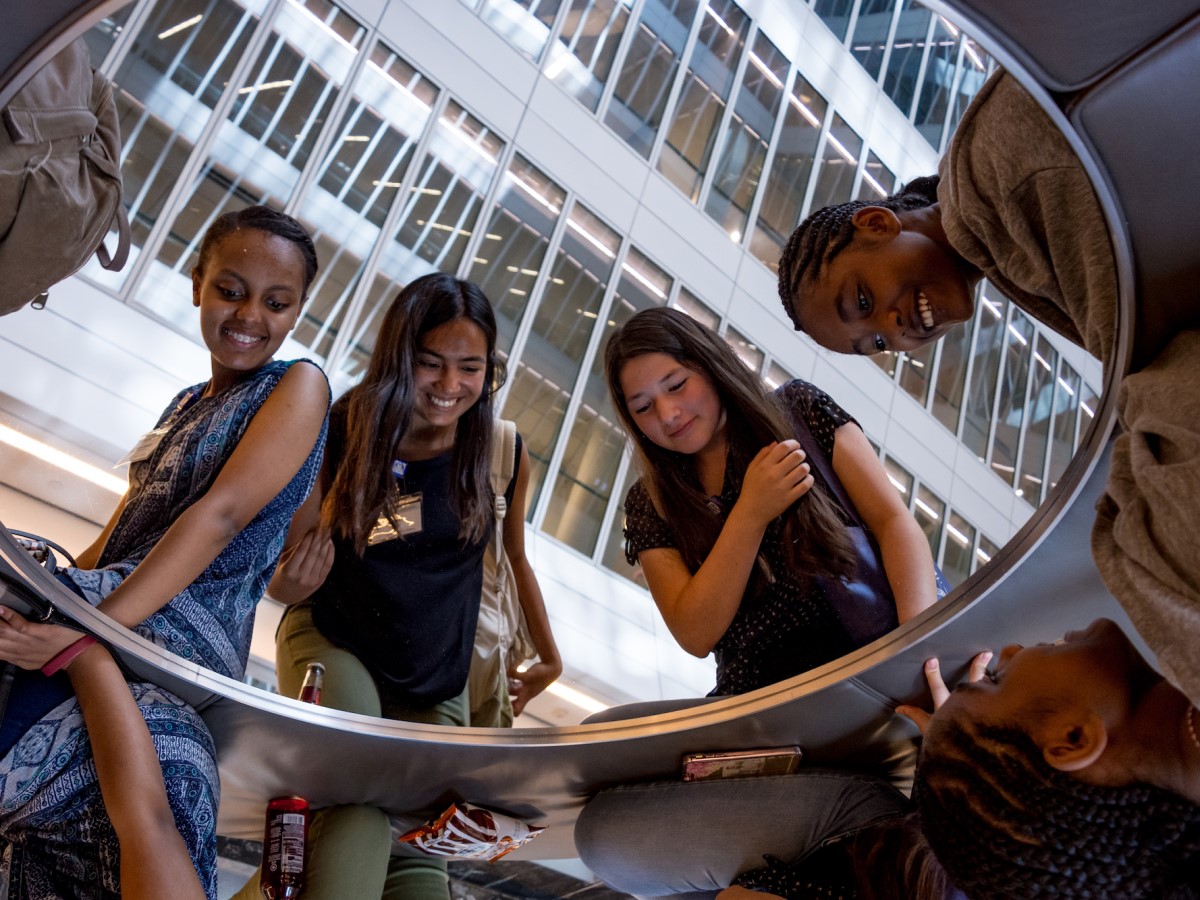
[0, 205, 330, 900]
[604, 307, 937, 696]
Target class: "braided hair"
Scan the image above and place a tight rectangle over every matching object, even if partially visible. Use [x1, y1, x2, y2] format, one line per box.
[776, 175, 941, 331]
[916, 716, 1200, 898]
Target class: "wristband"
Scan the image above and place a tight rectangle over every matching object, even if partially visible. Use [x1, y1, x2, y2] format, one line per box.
[41, 635, 97, 676]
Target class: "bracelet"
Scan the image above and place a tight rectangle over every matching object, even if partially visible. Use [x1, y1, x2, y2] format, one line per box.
[41, 635, 98, 676]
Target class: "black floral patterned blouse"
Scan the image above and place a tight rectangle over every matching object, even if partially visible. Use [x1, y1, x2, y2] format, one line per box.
[623, 380, 858, 695]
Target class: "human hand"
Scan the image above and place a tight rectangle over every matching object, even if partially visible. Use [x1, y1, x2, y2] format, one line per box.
[737, 440, 813, 525]
[269, 527, 334, 605]
[895, 650, 992, 734]
[507, 660, 561, 718]
[0, 605, 84, 670]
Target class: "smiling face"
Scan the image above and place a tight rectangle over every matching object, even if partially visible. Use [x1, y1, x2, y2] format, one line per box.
[618, 352, 726, 461]
[409, 316, 489, 441]
[793, 207, 977, 355]
[192, 228, 306, 392]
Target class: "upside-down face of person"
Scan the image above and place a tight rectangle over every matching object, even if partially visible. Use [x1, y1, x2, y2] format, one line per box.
[932, 618, 1160, 775]
[409, 316, 489, 446]
[793, 207, 978, 356]
[619, 352, 727, 464]
[192, 228, 306, 394]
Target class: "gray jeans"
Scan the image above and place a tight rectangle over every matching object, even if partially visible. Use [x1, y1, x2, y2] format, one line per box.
[575, 769, 908, 899]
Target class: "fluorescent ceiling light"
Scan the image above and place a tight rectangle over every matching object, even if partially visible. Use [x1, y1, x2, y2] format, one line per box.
[0, 424, 126, 495]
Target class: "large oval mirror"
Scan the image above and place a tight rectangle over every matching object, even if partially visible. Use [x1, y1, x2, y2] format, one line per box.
[3, 0, 1179, 869]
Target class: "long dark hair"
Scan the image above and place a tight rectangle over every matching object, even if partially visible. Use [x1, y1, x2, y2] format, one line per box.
[777, 176, 940, 331]
[604, 306, 855, 582]
[324, 273, 506, 554]
[916, 716, 1200, 898]
[849, 814, 958, 900]
[195, 204, 319, 297]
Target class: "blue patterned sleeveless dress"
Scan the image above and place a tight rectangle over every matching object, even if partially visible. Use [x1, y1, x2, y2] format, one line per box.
[0, 359, 328, 900]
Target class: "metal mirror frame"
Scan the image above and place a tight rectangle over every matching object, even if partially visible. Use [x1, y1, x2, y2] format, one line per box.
[0, 0, 1141, 857]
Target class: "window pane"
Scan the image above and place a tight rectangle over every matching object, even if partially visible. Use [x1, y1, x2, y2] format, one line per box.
[989, 308, 1034, 487]
[135, 0, 368, 327]
[931, 299, 973, 433]
[657, 0, 750, 200]
[1047, 361, 1081, 494]
[898, 341, 935, 405]
[500, 202, 620, 513]
[289, 45, 438, 363]
[82, 4, 134, 67]
[546, 0, 632, 111]
[605, 0, 700, 157]
[960, 289, 1007, 459]
[855, 150, 896, 201]
[814, 0, 855, 41]
[913, 13, 958, 146]
[749, 74, 826, 270]
[600, 464, 645, 585]
[1017, 335, 1056, 505]
[883, 0, 933, 117]
[764, 360, 794, 391]
[704, 29, 787, 239]
[973, 534, 998, 574]
[948, 35, 990, 136]
[940, 510, 974, 586]
[883, 456, 914, 502]
[466, 156, 568, 359]
[914, 484, 945, 558]
[724, 325, 763, 373]
[541, 248, 670, 553]
[672, 286, 720, 329]
[849, 0, 896, 81]
[81, 0, 269, 292]
[480, 0, 564, 60]
[1076, 384, 1099, 450]
[335, 101, 505, 382]
[808, 114, 862, 211]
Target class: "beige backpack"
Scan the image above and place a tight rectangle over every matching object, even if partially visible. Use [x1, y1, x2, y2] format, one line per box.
[467, 418, 536, 727]
[0, 38, 130, 315]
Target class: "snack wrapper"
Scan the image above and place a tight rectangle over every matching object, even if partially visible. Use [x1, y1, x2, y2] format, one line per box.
[396, 803, 545, 862]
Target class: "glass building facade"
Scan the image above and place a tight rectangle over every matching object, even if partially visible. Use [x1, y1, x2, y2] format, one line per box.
[51, 0, 1102, 702]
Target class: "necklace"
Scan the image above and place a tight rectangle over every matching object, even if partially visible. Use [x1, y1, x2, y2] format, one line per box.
[1186, 706, 1200, 754]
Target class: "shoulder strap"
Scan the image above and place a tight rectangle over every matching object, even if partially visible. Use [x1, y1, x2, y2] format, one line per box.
[780, 390, 864, 529]
[489, 418, 518, 520]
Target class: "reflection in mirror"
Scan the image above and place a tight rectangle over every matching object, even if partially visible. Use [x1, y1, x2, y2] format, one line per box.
[0, 0, 1108, 728]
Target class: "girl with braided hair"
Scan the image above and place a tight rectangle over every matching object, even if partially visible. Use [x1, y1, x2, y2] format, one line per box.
[604, 306, 938, 696]
[898, 618, 1200, 898]
[777, 66, 1200, 728]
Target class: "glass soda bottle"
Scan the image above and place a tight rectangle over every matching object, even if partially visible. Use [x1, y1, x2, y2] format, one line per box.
[259, 796, 309, 900]
[298, 661, 324, 705]
[259, 663, 324, 898]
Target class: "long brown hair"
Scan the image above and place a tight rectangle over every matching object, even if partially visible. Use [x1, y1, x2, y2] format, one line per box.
[324, 273, 505, 554]
[604, 306, 855, 582]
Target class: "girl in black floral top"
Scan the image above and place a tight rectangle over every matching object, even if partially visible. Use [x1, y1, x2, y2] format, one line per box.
[604, 308, 936, 694]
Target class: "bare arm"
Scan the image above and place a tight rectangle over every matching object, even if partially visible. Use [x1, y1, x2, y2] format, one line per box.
[93, 362, 328, 632]
[502, 441, 561, 716]
[832, 423, 936, 624]
[716, 887, 785, 900]
[640, 441, 813, 657]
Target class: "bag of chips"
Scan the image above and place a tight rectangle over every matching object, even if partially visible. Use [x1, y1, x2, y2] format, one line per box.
[396, 803, 544, 862]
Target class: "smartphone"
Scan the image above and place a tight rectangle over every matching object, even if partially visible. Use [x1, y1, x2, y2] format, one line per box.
[681, 745, 803, 782]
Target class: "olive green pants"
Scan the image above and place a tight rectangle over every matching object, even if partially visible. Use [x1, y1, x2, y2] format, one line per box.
[229, 603, 467, 900]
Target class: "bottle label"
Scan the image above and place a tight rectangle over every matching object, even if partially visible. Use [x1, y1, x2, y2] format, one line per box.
[278, 813, 305, 874]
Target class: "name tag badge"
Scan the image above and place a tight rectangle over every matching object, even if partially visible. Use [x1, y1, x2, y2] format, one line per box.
[114, 426, 172, 469]
[367, 492, 423, 545]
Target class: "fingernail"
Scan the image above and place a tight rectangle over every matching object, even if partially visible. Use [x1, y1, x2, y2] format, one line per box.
[981, 651, 993, 662]
[925, 658, 938, 670]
